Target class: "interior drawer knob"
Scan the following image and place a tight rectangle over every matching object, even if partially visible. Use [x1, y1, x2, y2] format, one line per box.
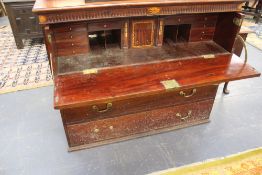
[92, 103, 113, 113]
[70, 35, 73, 39]
[176, 110, 192, 121]
[104, 24, 107, 28]
[94, 128, 99, 133]
[179, 88, 197, 98]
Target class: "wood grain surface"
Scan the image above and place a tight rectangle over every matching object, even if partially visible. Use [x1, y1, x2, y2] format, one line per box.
[54, 54, 260, 109]
[65, 99, 215, 149]
[61, 85, 218, 124]
[33, 0, 244, 12]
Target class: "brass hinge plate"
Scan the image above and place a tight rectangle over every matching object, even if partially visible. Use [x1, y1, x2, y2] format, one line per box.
[47, 34, 52, 44]
[82, 68, 98, 75]
[161, 79, 180, 90]
[202, 54, 215, 59]
[233, 17, 243, 27]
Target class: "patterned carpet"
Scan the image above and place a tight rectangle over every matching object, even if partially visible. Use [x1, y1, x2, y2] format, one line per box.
[243, 17, 262, 50]
[149, 147, 262, 175]
[0, 26, 53, 94]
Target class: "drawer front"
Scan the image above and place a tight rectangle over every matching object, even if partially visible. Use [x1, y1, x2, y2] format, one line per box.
[54, 32, 87, 43]
[65, 99, 214, 147]
[189, 31, 215, 42]
[88, 20, 123, 32]
[52, 23, 87, 33]
[189, 25, 215, 42]
[61, 85, 218, 124]
[164, 14, 218, 25]
[55, 37, 88, 48]
[53, 26, 89, 56]
[57, 46, 89, 57]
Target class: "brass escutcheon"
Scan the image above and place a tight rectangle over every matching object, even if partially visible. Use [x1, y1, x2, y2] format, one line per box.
[176, 110, 192, 121]
[147, 7, 161, 15]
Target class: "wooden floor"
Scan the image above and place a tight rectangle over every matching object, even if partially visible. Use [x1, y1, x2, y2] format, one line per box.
[0, 17, 262, 175]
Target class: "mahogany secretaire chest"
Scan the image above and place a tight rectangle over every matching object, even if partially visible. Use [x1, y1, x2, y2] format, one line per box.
[33, 0, 260, 151]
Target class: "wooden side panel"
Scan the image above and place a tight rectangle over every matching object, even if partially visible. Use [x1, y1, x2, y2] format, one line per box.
[65, 99, 215, 150]
[61, 85, 218, 124]
[213, 12, 244, 52]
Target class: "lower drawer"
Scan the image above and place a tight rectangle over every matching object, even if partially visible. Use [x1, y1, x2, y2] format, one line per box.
[65, 99, 215, 149]
[61, 85, 218, 124]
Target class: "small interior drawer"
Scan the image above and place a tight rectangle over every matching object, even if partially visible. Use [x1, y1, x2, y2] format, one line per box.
[190, 28, 215, 42]
[61, 85, 218, 124]
[52, 23, 87, 33]
[57, 46, 89, 57]
[54, 31, 87, 44]
[164, 14, 218, 25]
[54, 28, 89, 56]
[88, 20, 123, 32]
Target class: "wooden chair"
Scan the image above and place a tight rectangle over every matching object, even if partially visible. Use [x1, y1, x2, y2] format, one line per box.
[0, 0, 7, 17]
[243, 0, 262, 23]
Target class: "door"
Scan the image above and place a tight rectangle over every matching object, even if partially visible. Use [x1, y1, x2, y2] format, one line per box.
[132, 20, 155, 48]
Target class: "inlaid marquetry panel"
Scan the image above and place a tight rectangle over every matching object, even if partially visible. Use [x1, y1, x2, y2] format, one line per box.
[132, 20, 155, 47]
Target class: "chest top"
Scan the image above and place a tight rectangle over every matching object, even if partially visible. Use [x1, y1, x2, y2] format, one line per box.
[33, 0, 244, 24]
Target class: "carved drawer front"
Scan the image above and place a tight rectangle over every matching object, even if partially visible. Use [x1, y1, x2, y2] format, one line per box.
[61, 85, 218, 124]
[65, 99, 214, 148]
[132, 20, 155, 47]
[88, 20, 123, 32]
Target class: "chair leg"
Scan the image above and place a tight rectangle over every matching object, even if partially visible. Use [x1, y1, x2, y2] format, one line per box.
[0, 0, 7, 16]
[223, 82, 230, 94]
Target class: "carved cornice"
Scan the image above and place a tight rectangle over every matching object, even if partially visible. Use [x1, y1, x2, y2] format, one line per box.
[39, 3, 242, 24]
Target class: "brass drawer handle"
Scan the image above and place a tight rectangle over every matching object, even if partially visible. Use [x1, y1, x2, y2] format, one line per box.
[176, 110, 192, 121]
[92, 103, 112, 113]
[179, 89, 197, 98]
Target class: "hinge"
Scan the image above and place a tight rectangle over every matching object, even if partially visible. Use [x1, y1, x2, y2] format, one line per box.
[82, 68, 98, 75]
[202, 54, 215, 59]
[233, 17, 243, 27]
[161, 79, 180, 90]
[47, 34, 52, 44]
